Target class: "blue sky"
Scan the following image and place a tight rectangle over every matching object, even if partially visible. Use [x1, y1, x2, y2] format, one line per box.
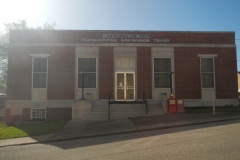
[1, 0, 240, 69]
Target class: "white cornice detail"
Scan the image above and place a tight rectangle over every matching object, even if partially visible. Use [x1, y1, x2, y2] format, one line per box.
[10, 43, 235, 48]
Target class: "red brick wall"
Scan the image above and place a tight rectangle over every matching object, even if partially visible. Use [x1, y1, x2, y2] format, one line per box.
[5, 108, 72, 125]
[7, 46, 32, 100]
[47, 47, 75, 100]
[175, 47, 238, 99]
[47, 108, 72, 120]
[4, 108, 22, 125]
[23, 108, 31, 121]
[5, 108, 30, 125]
[8, 31, 237, 102]
[10, 30, 235, 45]
[137, 47, 152, 99]
[99, 47, 114, 99]
[22, 108, 71, 121]
[162, 32, 234, 44]
[8, 46, 75, 100]
[215, 48, 238, 99]
[174, 48, 202, 99]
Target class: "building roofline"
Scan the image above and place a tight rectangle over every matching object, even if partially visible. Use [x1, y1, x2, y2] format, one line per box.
[9, 29, 235, 34]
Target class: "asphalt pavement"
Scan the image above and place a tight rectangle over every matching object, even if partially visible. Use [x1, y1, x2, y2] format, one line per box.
[1, 112, 240, 147]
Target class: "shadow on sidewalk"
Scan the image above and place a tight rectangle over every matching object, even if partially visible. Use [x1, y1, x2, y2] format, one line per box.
[44, 118, 240, 150]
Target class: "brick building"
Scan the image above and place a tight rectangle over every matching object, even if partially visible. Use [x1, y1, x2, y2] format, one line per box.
[5, 30, 238, 124]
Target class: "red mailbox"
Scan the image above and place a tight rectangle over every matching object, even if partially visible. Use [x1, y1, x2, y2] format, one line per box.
[167, 95, 177, 113]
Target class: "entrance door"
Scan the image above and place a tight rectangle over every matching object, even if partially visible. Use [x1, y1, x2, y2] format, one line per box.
[116, 73, 135, 101]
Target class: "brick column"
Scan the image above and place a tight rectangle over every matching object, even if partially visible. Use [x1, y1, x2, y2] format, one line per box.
[137, 47, 152, 99]
[99, 47, 114, 99]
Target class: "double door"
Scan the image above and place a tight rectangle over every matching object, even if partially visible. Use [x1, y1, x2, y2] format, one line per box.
[115, 72, 135, 101]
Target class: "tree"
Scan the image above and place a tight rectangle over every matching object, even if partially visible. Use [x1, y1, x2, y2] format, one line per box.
[0, 20, 56, 93]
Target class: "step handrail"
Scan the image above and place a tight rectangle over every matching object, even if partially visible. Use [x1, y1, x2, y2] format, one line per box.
[108, 92, 111, 121]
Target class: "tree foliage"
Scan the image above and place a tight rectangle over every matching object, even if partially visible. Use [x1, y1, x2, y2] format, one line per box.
[0, 20, 56, 93]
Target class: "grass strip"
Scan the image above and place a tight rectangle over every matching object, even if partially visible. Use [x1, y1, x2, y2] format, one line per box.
[0, 120, 68, 140]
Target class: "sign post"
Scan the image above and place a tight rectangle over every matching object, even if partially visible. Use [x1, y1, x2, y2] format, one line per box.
[213, 91, 215, 115]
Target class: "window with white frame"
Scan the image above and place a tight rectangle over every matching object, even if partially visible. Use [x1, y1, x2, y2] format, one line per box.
[33, 57, 48, 88]
[201, 58, 215, 88]
[31, 108, 46, 120]
[78, 58, 96, 88]
[154, 58, 172, 88]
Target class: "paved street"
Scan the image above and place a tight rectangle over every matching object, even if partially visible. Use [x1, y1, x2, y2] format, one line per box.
[1, 119, 240, 160]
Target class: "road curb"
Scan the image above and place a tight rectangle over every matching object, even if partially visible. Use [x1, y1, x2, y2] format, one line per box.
[1, 116, 240, 148]
[45, 116, 240, 143]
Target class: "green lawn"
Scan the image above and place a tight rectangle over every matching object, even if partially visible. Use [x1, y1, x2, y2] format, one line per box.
[0, 120, 68, 140]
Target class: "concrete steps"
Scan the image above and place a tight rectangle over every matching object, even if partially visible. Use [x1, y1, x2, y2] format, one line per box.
[86, 101, 165, 120]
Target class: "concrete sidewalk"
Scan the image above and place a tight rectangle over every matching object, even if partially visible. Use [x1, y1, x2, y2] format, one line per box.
[1, 113, 240, 147]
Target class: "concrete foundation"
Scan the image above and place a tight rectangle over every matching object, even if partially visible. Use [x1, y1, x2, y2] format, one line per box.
[72, 100, 92, 120]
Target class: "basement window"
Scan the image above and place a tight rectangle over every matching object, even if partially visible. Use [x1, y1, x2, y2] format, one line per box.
[31, 108, 46, 120]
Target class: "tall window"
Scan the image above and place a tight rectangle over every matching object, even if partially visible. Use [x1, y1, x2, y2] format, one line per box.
[78, 58, 96, 88]
[201, 58, 215, 88]
[33, 57, 47, 88]
[154, 58, 171, 88]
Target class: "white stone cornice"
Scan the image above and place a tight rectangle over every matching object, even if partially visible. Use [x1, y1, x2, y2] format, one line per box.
[10, 43, 236, 48]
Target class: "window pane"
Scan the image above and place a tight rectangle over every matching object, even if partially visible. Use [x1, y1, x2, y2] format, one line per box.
[78, 58, 96, 88]
[201, 58, 214, 88]
[202, 73, 214, 88]
[154, 58, 171, 88]
[154, 73, 171, 88]
[42, 109, 46, 118]
[33, 58, 47, 72]
[32, 109, 46, 120]
[78, 73, 96, 88]
[201, 58, 213, 72]
[154, 58, 171, 72]
[33, 57, 47, 89]
[78, 58, 96, 72]
[32, 109, 36, 119]
[33, 73, 47, 88]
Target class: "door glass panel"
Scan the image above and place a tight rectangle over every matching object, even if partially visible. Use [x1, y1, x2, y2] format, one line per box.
[117, 73, 124, 100]
[116, 73, 135, 101]
[126, 73, 134, 100]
